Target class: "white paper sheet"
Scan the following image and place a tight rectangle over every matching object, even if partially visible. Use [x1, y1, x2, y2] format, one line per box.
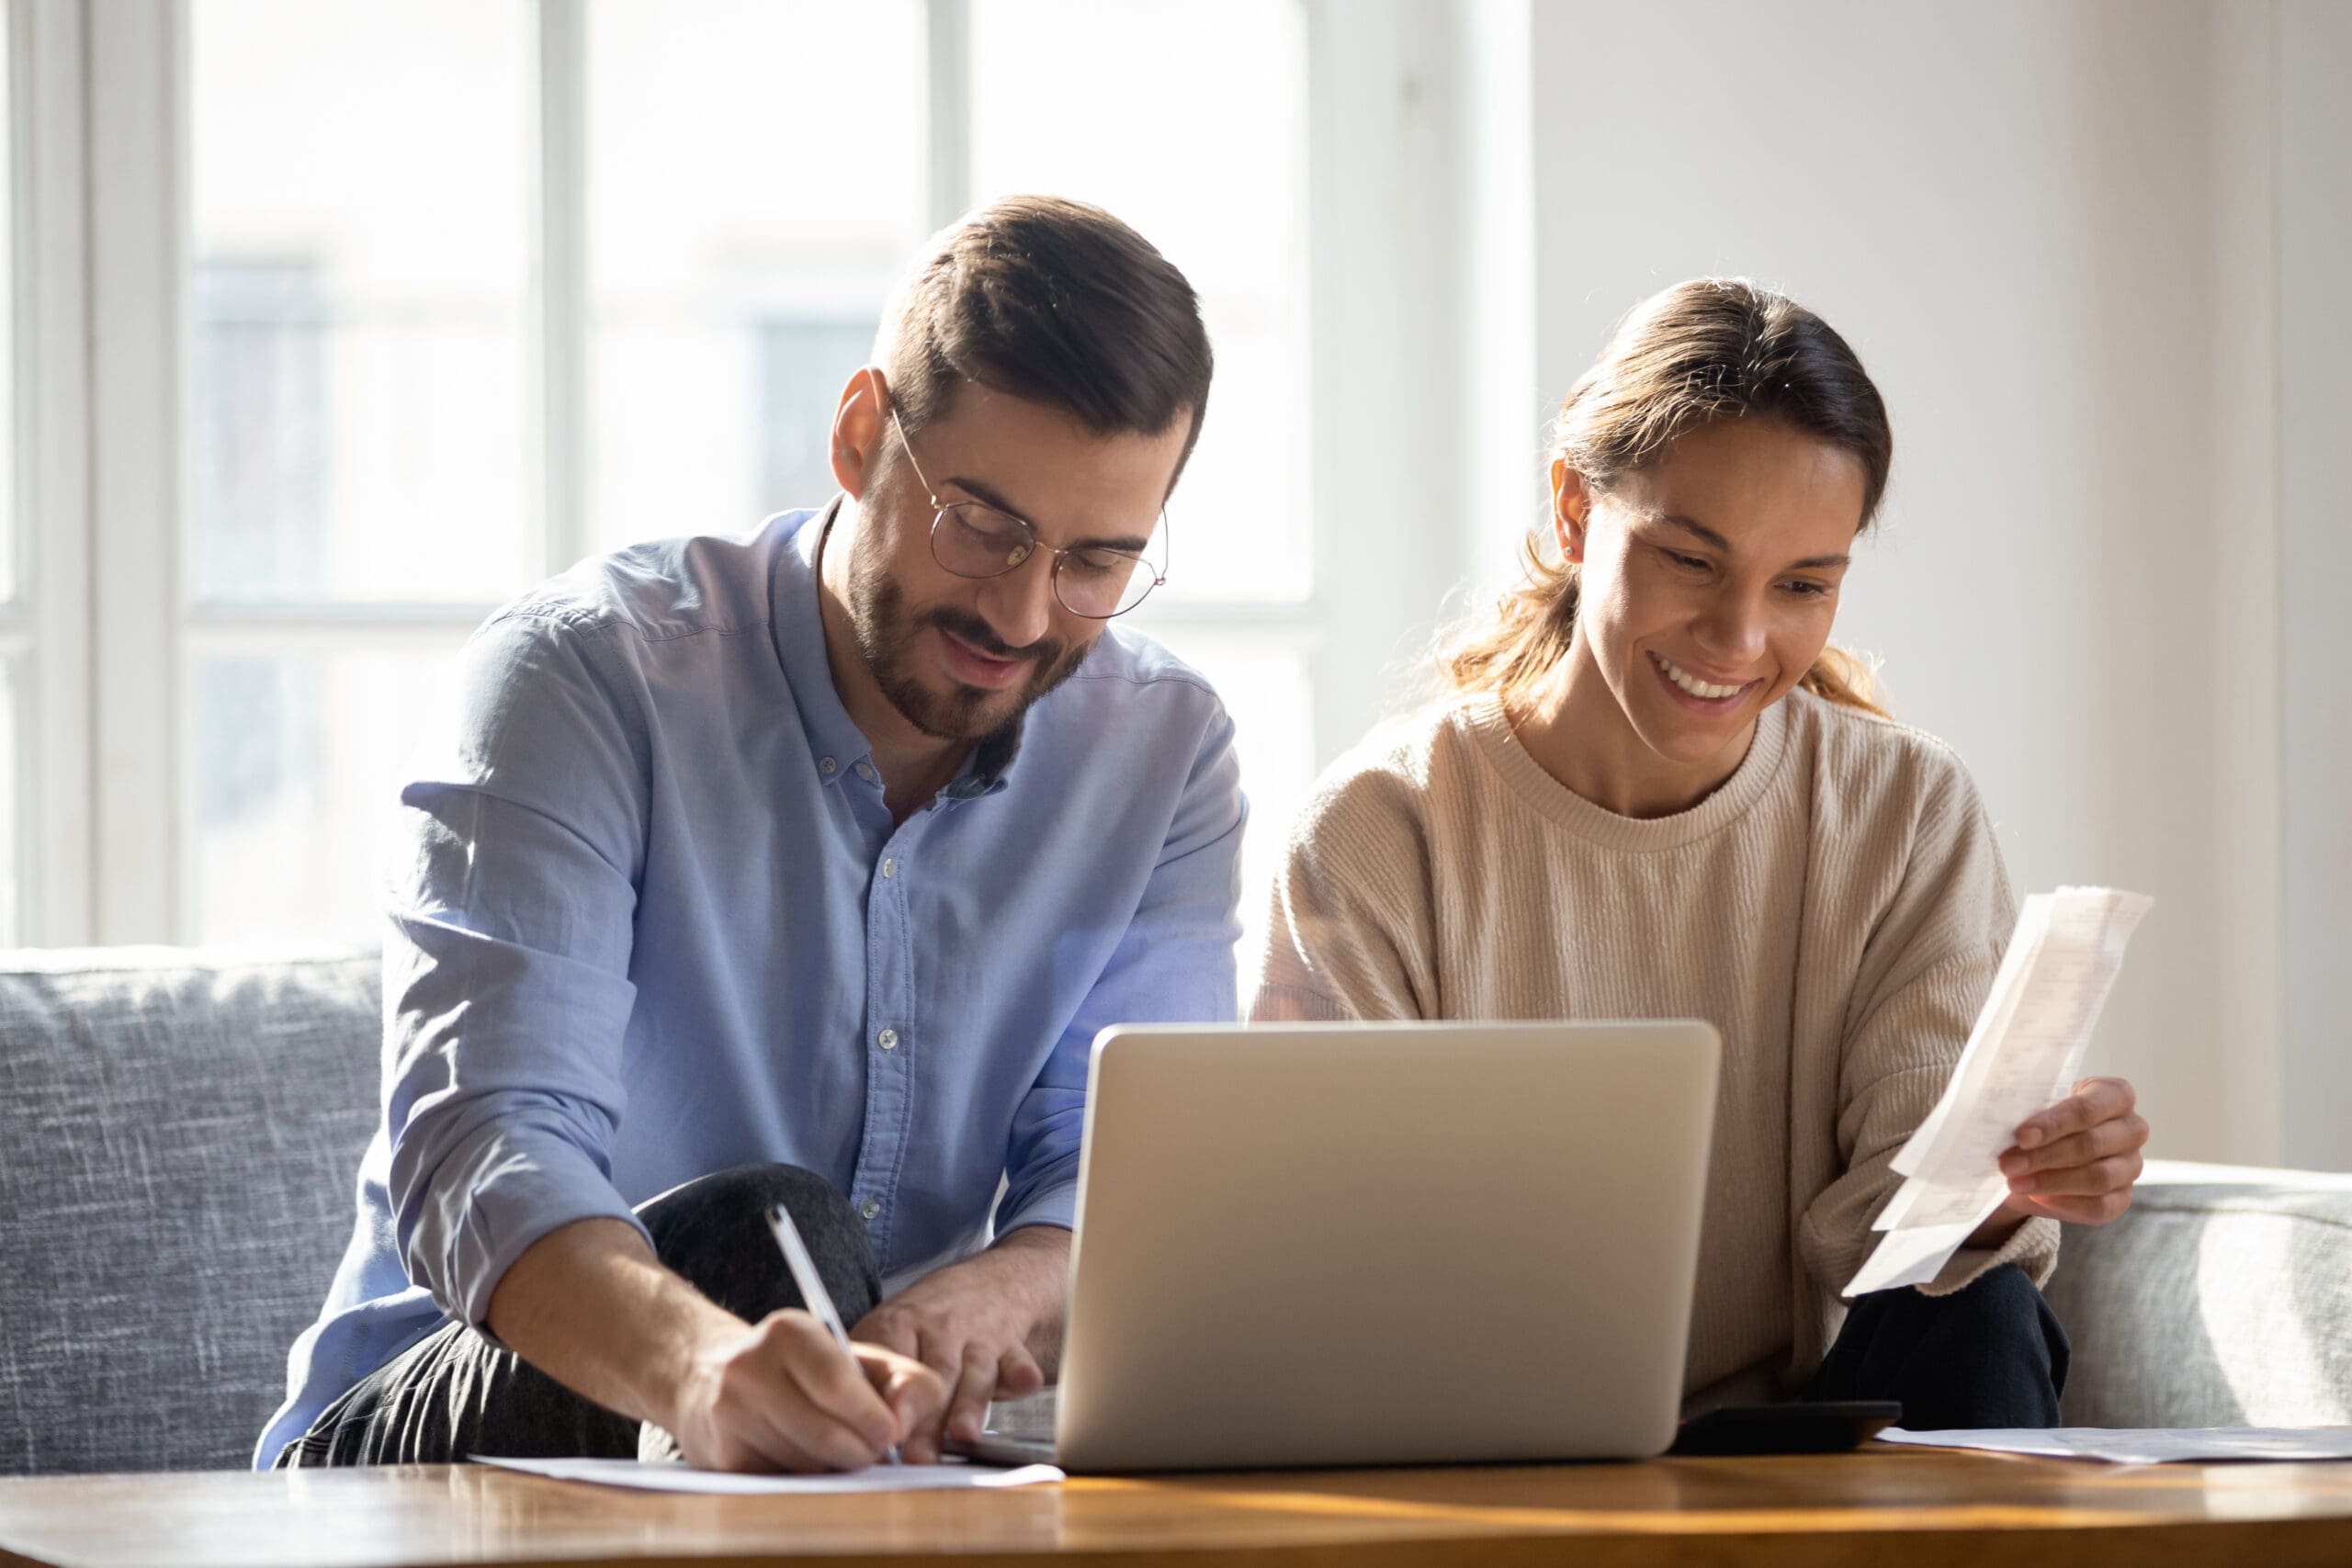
[1879, 1427, 2352, 1464]
[474, 1454, 1066, 1494]
[1846, 886, 2154, 1296]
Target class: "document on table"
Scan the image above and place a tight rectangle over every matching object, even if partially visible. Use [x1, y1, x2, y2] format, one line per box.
[1845, 886, 2154, 1297]
[475, 1455, 1066, 1494]
[1879, 1427, 2352, 1464]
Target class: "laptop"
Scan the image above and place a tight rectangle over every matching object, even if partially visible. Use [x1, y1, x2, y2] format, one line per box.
[966, 1019, 1720, 1472]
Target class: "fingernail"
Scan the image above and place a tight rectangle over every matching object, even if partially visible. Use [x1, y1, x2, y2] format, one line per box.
[2008, 1176, 2035, 1194]
[1998, 1152, 2025, 1175]
[2018, 1126, 2044, 1149]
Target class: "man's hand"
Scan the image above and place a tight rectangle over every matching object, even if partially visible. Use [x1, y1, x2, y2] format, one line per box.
[851, 1226, 1070, 1459]
[487, 1216, 946, 1474]
[1969, 1076, 2149, 1247]
[666, 1310, 945, 1473]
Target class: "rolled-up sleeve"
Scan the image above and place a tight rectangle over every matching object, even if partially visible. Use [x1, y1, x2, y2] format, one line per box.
[995, 706, 1246, 1236]
[382, 608, 654, 1333]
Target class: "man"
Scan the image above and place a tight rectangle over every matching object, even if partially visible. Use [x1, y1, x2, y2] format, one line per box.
[258, 196, 1243, 1472]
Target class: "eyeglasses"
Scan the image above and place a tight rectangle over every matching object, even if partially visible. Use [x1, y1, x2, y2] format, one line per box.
[889, 407, 1169, 619]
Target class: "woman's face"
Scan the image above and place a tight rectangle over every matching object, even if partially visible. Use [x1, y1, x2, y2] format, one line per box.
[1555, 417, 1868, 782]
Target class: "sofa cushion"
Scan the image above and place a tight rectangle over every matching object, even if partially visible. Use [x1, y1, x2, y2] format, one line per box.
[2046, 1160, 2352, 1427]
[0, 947, 379, 1474]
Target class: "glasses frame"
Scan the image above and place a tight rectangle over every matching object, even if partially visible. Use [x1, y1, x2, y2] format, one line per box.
[888, 408, 1170, 620]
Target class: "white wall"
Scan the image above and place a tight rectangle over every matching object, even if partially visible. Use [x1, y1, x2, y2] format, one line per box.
[2277, 0, 2352, 1169]
[1503, 0, 2330, 1165]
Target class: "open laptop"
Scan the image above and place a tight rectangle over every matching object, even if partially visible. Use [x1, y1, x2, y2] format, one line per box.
[966, 1019, 1719, 1472]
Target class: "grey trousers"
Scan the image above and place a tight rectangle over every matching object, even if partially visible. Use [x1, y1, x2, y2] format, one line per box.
[277, 1164, 878, 1466]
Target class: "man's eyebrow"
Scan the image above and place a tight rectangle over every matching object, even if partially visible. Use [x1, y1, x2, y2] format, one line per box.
[941, 472, 1154, 553]
[1652, 512, 1849, 571]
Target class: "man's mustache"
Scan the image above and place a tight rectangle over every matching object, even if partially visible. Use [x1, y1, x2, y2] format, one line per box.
[922, 608, 1058, 667]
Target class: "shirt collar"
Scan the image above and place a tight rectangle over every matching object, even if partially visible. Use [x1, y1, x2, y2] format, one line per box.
[947, 724, 1021, 801]
[770, 497, 1022, 802]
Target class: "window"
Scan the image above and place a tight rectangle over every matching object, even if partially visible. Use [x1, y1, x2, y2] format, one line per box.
[44, 0, 1329, 953]
[967, 0, 1317, 932]
[187, 0, 537, 942]
[584, 0, 932, 555]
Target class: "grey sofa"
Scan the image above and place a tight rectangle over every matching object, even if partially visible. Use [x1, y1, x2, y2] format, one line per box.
[2, 945, 2347, 1474]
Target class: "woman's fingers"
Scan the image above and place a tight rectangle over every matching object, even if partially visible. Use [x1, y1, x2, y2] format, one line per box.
[2012, 1076, 2137, 1152]
[2010, 1151, 2143, 1199]
[2000, 1112, 2149, 1178]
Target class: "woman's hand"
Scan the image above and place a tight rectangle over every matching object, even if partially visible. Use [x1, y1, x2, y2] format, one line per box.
[1996, 1075, 2150, 1224]
[1964, 1077, 2148, 1248]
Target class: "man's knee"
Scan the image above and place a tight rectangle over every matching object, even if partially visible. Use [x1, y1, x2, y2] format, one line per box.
[636, 1163, 881, 1325]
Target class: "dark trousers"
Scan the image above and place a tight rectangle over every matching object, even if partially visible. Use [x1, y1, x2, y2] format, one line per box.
[1806, 1263, 2070, 1428]
[277, 1164, 878, 1467]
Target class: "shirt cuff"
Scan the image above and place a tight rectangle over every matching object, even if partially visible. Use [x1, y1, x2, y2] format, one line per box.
[993, 1180, 1077, 1239]
[442, 1173, 655, 1348]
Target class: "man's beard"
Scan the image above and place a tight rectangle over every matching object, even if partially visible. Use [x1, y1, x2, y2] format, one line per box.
[844, 536, 1095, 743]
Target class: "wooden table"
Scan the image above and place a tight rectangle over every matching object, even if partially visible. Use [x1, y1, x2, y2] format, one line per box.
[6, 1445, 2352, 1567]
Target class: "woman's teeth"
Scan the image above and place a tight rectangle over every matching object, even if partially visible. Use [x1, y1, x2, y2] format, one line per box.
[1654, 652, 1747, 701]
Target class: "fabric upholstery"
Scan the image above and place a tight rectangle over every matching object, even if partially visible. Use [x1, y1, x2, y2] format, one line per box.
[0, 947, 379, 1474]
[2046, 1161, 2352, 1427]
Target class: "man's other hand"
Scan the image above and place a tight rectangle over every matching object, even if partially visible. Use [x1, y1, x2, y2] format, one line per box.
[851, 1225, 1070, 1460]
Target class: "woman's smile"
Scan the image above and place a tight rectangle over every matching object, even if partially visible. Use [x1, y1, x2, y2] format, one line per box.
[1646, 649, 1760, 713]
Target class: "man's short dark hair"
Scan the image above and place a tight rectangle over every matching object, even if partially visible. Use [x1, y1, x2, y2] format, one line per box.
[877, 195, 1214, 479]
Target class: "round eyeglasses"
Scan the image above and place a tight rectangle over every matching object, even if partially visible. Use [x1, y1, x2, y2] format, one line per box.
[890, 408, 1170, 619]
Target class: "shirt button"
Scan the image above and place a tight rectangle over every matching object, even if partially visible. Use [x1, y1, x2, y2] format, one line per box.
[881, 858, 897, 879]
[861, 1200, 882, 1220]
[854, 761, 875, 782]
[876, 1028, 899, 1051]
[818, 756, 838, 776]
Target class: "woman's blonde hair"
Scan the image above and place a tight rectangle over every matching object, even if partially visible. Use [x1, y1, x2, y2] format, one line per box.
[1447, 277, 1893, 717]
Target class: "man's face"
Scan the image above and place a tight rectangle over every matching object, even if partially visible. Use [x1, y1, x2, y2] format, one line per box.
[840, 379, 1190, 744]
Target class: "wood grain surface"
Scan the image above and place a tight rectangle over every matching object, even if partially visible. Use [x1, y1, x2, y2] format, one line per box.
[6, 1445, 2352, 1568]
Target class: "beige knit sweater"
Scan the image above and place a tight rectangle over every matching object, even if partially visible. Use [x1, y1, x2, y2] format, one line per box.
[1246, 685, 2060, 1407]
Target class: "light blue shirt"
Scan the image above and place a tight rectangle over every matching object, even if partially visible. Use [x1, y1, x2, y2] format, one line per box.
[257, 505, 1245, 1467]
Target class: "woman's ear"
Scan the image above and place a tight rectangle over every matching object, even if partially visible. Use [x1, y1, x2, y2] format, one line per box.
[1550, 458, 1592, 564]
[828, 367, 889, 500]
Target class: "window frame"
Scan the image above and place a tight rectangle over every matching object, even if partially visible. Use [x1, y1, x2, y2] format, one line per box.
[13, 0, 94, 946]
[45, 0, 1417, 948]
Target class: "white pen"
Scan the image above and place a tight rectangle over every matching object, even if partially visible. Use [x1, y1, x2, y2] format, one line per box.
[766, 1203, 905, 1466]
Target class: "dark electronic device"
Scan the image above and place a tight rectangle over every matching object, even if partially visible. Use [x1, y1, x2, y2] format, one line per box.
[1666, 1401, 1903, 1456]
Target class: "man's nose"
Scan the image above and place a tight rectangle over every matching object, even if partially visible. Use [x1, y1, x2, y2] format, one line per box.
[979, 548, 1058, 649]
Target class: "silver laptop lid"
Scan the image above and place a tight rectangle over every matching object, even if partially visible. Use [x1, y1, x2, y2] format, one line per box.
[1053, 1020, 1720, 1472]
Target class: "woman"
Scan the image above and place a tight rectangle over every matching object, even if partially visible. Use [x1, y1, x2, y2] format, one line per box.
[1249, 278, 2148, 1427]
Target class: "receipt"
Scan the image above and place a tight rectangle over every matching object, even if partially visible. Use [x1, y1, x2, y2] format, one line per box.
[1845, 886, 2154, 1296]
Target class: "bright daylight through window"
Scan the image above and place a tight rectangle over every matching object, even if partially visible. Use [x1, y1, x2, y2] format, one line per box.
[0, 0, 20, 948]
[177, 0, 1314, 949]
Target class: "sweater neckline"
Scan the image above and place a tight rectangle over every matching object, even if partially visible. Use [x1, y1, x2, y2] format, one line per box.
[1458, 687, 1793, 852]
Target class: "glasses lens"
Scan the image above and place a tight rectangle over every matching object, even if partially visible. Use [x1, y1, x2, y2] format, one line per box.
[1056, 547, 1159, 618]
[932, 503, 1033, 579]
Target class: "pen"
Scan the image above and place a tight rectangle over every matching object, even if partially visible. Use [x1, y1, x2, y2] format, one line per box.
[766, 1203, 905, 1466]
